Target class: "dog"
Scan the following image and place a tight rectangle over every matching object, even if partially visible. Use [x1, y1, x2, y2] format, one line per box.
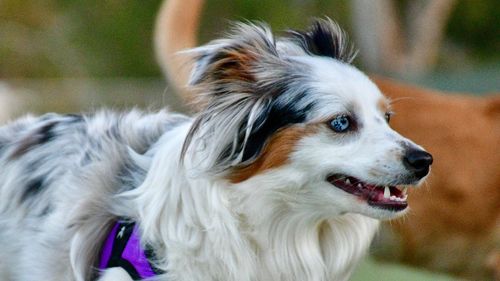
[154, 0, 500, 279]
[0, 16, 433, 281]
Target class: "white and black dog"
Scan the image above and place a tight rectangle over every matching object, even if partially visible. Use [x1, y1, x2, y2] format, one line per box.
[0, 20, 432, 281]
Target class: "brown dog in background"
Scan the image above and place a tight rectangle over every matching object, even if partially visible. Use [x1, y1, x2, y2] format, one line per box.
[373, 78, 500, 281]
[154, 0, 500, 280]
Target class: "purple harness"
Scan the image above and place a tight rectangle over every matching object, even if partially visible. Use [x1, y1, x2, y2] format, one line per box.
[99, 220, 163, 280]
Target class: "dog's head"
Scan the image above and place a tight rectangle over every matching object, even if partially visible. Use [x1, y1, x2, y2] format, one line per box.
[182, 19, 432, 220]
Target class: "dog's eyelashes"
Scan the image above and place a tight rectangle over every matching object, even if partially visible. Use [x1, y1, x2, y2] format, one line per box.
[329, 114, 351, 133]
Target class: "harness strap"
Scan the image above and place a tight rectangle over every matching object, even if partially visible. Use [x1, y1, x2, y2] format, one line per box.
[99, 220, 164, 280]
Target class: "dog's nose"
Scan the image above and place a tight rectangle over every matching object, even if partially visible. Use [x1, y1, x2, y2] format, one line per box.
[403, 149, 433, 179]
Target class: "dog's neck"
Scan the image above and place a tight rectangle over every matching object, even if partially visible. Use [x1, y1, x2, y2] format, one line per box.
[230, 177, 379, 281]
[125, 123, 379, 281]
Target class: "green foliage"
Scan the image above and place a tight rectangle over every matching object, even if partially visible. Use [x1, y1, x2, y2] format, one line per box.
[199, 0, 350, 43]
[0, 0, 163, 78]
[351, 256, 456, 281]
[52, 0, 163, 77]
[0, 0, 497, 78]
[447, 0, 500, 61]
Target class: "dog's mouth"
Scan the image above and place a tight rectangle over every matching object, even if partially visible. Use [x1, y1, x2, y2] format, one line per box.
[327, 174, 408, 212]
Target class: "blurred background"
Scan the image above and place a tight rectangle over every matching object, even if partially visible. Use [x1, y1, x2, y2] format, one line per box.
[0, 0, 498, 117]
[1, 1, 499, 280]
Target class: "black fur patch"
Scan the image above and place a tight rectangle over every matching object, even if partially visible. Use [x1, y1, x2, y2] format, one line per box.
[243, 97, 312, 162]
[10, 121, 59, 159]
[288, 18, 357, 63]
[21, 177, 45, 202]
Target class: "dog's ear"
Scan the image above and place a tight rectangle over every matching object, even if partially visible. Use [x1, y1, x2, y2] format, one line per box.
[188, 41, 261, 88]
[288, 17, 357, 64]
[181, 23, 311, 175]
[187, 23, 280, 93]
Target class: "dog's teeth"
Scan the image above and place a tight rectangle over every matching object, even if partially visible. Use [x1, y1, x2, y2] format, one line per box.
[384, 186, 390, 199]
[390, 195, 397, 201]
[345, 179, 351, 184]
[402, 187, 408, 195]
[357, 183, 363, 188]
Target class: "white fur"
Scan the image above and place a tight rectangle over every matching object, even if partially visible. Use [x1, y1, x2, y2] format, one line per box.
[98, 268, 134, 281]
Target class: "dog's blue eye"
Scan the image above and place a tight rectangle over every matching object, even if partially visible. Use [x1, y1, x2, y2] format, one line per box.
[330, 115, 351, 133]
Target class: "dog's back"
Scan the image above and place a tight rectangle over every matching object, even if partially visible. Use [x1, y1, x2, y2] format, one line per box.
[0, 110, 184, 280]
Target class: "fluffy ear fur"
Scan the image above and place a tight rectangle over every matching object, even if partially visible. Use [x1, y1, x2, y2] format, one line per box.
[287, 17, 357, 63]
[181, 23, 305, 175]
[181, 19, 355, 176]
[187, 23, 279, 89]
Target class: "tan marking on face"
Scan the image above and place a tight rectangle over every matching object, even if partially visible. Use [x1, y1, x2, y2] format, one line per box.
[229, 125, 317, 183]
[211, 48, 257, 83]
